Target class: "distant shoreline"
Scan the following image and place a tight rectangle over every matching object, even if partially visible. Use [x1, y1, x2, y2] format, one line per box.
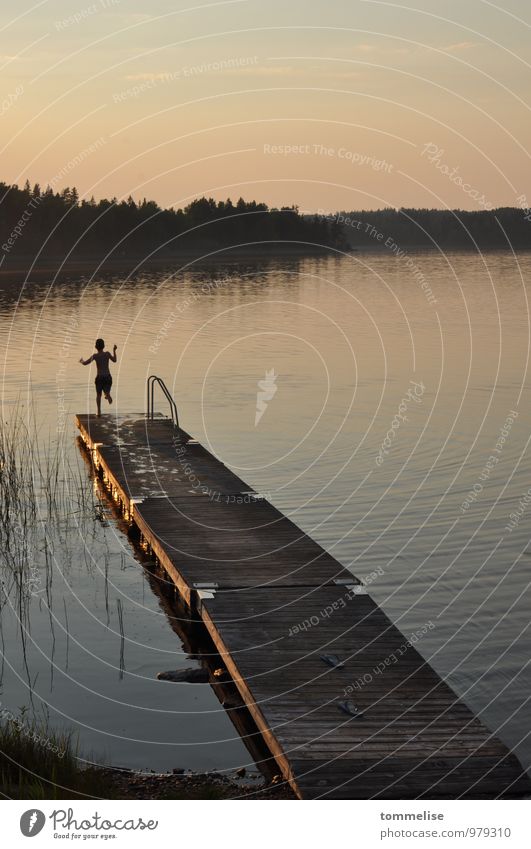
[1, 243, 529, 285]
[0, 244, 335, 283]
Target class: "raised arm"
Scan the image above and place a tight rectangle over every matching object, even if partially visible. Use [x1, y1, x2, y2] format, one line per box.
[79, 355, 93, 365]
[110, 344, 118, 363]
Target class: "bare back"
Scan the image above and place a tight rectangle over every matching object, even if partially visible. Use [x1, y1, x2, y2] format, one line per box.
[92, 351, 112, 376]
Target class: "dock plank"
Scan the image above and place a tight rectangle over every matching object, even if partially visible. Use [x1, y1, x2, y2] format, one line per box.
[200, 587, 527, 798]
[133, 497, 355, 592]
[75, 413, 531, 799]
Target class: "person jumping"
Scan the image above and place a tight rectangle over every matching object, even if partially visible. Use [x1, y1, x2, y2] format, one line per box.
[79, 338, 117, 417]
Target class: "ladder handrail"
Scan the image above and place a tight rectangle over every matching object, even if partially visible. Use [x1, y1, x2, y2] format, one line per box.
[146, 375, 179, 429]
[147, 376, 179, 427]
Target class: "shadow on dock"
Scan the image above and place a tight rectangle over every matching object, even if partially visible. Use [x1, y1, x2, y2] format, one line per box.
[76, 412, 531, 800]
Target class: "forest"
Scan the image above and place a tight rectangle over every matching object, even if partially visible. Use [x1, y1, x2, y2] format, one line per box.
[2, 180, 530, 267]
[335, 206, 531, 249]
[0, 180, 344, 263]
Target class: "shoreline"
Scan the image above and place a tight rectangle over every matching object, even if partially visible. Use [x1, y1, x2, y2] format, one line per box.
[96, 766, 296, 800]
[2, 243, 529, 285]
[0, 244, 337, 284]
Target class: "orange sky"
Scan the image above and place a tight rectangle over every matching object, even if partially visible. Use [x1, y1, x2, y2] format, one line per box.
[2, 0, 531, 212]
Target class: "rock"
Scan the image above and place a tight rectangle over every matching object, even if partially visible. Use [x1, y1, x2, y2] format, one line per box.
[172, 768, 185, 775]
[320, 653, 345, 669]
[213, 667, 229, 679]
[236, 767, 246, 778]
[157, 667, 209, 683]
[337, 699, 364, 719]
[221, 699, 244, 711]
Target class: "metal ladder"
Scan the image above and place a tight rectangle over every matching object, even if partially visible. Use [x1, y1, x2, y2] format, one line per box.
[146, 375, 180, 430]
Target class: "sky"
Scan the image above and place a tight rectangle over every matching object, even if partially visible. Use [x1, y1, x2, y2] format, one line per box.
[1, 0, 531, 212]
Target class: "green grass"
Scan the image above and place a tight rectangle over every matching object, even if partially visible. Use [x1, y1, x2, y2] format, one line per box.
[0, 713, 114, 799]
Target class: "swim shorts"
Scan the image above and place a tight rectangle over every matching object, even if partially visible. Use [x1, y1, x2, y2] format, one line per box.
[95, 375, 112, 394]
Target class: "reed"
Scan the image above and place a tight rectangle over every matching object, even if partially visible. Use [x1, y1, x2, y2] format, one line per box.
[0, 710, 113, 799]
[0, 404, 128, 795]
[0, 402, 112, 696]
[0, 403, 97, 595]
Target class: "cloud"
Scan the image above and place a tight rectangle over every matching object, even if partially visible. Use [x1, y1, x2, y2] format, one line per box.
[327, 71, 362, 79]
[124, 73, 171, 81]
[353, 40, 478, 56]
[124, 66, 361, 81]
[350, 43, 410, 56]
[123, 13, 153, 23]
[441, 41, 479, 52]
[223, 65, 362, 79]
[355, 40, 479, 56]
[234, 65, 307, 76]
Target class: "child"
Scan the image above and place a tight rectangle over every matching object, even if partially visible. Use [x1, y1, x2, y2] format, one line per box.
[79, 338, 117, 417]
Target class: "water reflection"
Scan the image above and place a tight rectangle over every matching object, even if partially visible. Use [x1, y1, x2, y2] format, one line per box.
[0, 250, 530, 773]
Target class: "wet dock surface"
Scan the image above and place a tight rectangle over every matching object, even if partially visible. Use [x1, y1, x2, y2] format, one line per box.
[76, 413, 531, 799]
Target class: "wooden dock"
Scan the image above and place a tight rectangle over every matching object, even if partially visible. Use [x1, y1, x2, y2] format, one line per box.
[76, 412, 531, 799]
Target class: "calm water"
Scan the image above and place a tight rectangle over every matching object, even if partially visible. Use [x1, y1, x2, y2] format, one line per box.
[1, 250, 530, 774]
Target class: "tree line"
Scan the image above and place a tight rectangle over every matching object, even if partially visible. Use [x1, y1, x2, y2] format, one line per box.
[2, 180, 529, 263]
[0, 180, 344, 261]
[334, 207, 531, 249]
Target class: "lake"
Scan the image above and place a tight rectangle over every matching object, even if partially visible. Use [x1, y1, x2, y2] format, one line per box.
[1, 249, 530, 776]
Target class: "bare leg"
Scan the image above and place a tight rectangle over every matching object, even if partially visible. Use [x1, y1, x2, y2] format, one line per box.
[105, 391, 112, 404]
[96, 390, 102, 417]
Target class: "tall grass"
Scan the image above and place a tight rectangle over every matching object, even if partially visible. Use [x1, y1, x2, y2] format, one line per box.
[0, 404, 125, 797]
[0, 711, 113, 799]
[0, 408, 37, 571]
[0, 402, 104, 694]
[0, 404, 97, 595]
